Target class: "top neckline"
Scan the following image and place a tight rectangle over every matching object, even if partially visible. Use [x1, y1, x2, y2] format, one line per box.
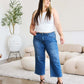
[42, 11, 47, 13]
[43, 12, 47, 14]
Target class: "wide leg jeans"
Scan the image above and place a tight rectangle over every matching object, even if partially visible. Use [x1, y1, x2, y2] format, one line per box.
[33, 31, 63, 77]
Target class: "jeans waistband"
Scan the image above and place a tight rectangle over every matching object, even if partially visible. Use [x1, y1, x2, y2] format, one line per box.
[36, 31, 55, 35]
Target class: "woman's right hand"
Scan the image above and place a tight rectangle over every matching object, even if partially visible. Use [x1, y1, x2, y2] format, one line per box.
[30, 29, 37, 36]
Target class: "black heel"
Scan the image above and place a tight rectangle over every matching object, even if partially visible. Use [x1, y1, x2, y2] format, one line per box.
[57, 80, 63, 84]
[40, 78, 45, 84]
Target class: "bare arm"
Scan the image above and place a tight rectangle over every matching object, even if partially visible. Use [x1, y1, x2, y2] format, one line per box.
[30, 10, 37, 35]
[52, 8, 63, 37]
[30, 10, 36, 31]
[52, 8, 64, 44]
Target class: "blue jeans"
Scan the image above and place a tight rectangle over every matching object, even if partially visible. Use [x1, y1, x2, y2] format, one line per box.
[33, 31, 63, 77]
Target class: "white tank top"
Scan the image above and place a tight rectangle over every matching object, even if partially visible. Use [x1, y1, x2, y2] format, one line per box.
[34, 12, 56, 33]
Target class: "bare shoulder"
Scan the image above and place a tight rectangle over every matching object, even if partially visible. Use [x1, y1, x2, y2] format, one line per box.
[30, 10, 38, 25]
[32, 9, 37, 17]
[51, 8, 60, 25]
[51, 8, 59, 16]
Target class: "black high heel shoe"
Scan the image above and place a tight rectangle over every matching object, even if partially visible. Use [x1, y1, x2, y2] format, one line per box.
[40, 78, 45, 84]
[57, 80, 63, 84]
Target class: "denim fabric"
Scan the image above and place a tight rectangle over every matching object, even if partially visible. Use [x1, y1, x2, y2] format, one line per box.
[33, 31, 63, 77]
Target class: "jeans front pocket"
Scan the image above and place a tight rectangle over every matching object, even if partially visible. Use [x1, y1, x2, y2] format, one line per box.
[34, 33, 38, 37]
[34, 33, 41, 40]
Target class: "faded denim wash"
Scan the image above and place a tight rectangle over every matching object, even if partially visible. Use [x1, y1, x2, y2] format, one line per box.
[33, 31, 63, 77]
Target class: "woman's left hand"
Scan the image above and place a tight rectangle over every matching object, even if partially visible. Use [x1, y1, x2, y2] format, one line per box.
[60, 35, 64, 44]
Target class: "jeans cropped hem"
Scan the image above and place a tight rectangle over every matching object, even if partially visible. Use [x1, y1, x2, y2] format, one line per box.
[34, 71, 45, 75]
[50, 74, 63, 77]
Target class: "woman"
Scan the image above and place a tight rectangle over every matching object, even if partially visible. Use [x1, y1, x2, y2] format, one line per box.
[30, 0, 64, 84]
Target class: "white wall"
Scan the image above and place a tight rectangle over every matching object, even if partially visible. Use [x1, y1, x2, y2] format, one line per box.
[0, 0, 84, 60]
[51, 0, 84, 31]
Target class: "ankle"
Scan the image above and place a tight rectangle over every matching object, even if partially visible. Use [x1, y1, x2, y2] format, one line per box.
[40, 78, 45, 80]
[40, 77, 45, 80]
[58, 80, 63, 83]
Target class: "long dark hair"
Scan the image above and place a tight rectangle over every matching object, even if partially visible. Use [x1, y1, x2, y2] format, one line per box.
[34, 0, 52, 25]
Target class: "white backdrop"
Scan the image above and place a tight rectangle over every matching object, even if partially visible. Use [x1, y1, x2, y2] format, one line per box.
[51, 0, 84, 31]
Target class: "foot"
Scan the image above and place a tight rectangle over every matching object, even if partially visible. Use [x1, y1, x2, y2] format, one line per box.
[40, 78, 45, 84]
[57, 80, 63, 84]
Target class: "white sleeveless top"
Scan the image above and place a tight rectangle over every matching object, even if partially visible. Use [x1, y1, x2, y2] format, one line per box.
[34, 12, 56, 33]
